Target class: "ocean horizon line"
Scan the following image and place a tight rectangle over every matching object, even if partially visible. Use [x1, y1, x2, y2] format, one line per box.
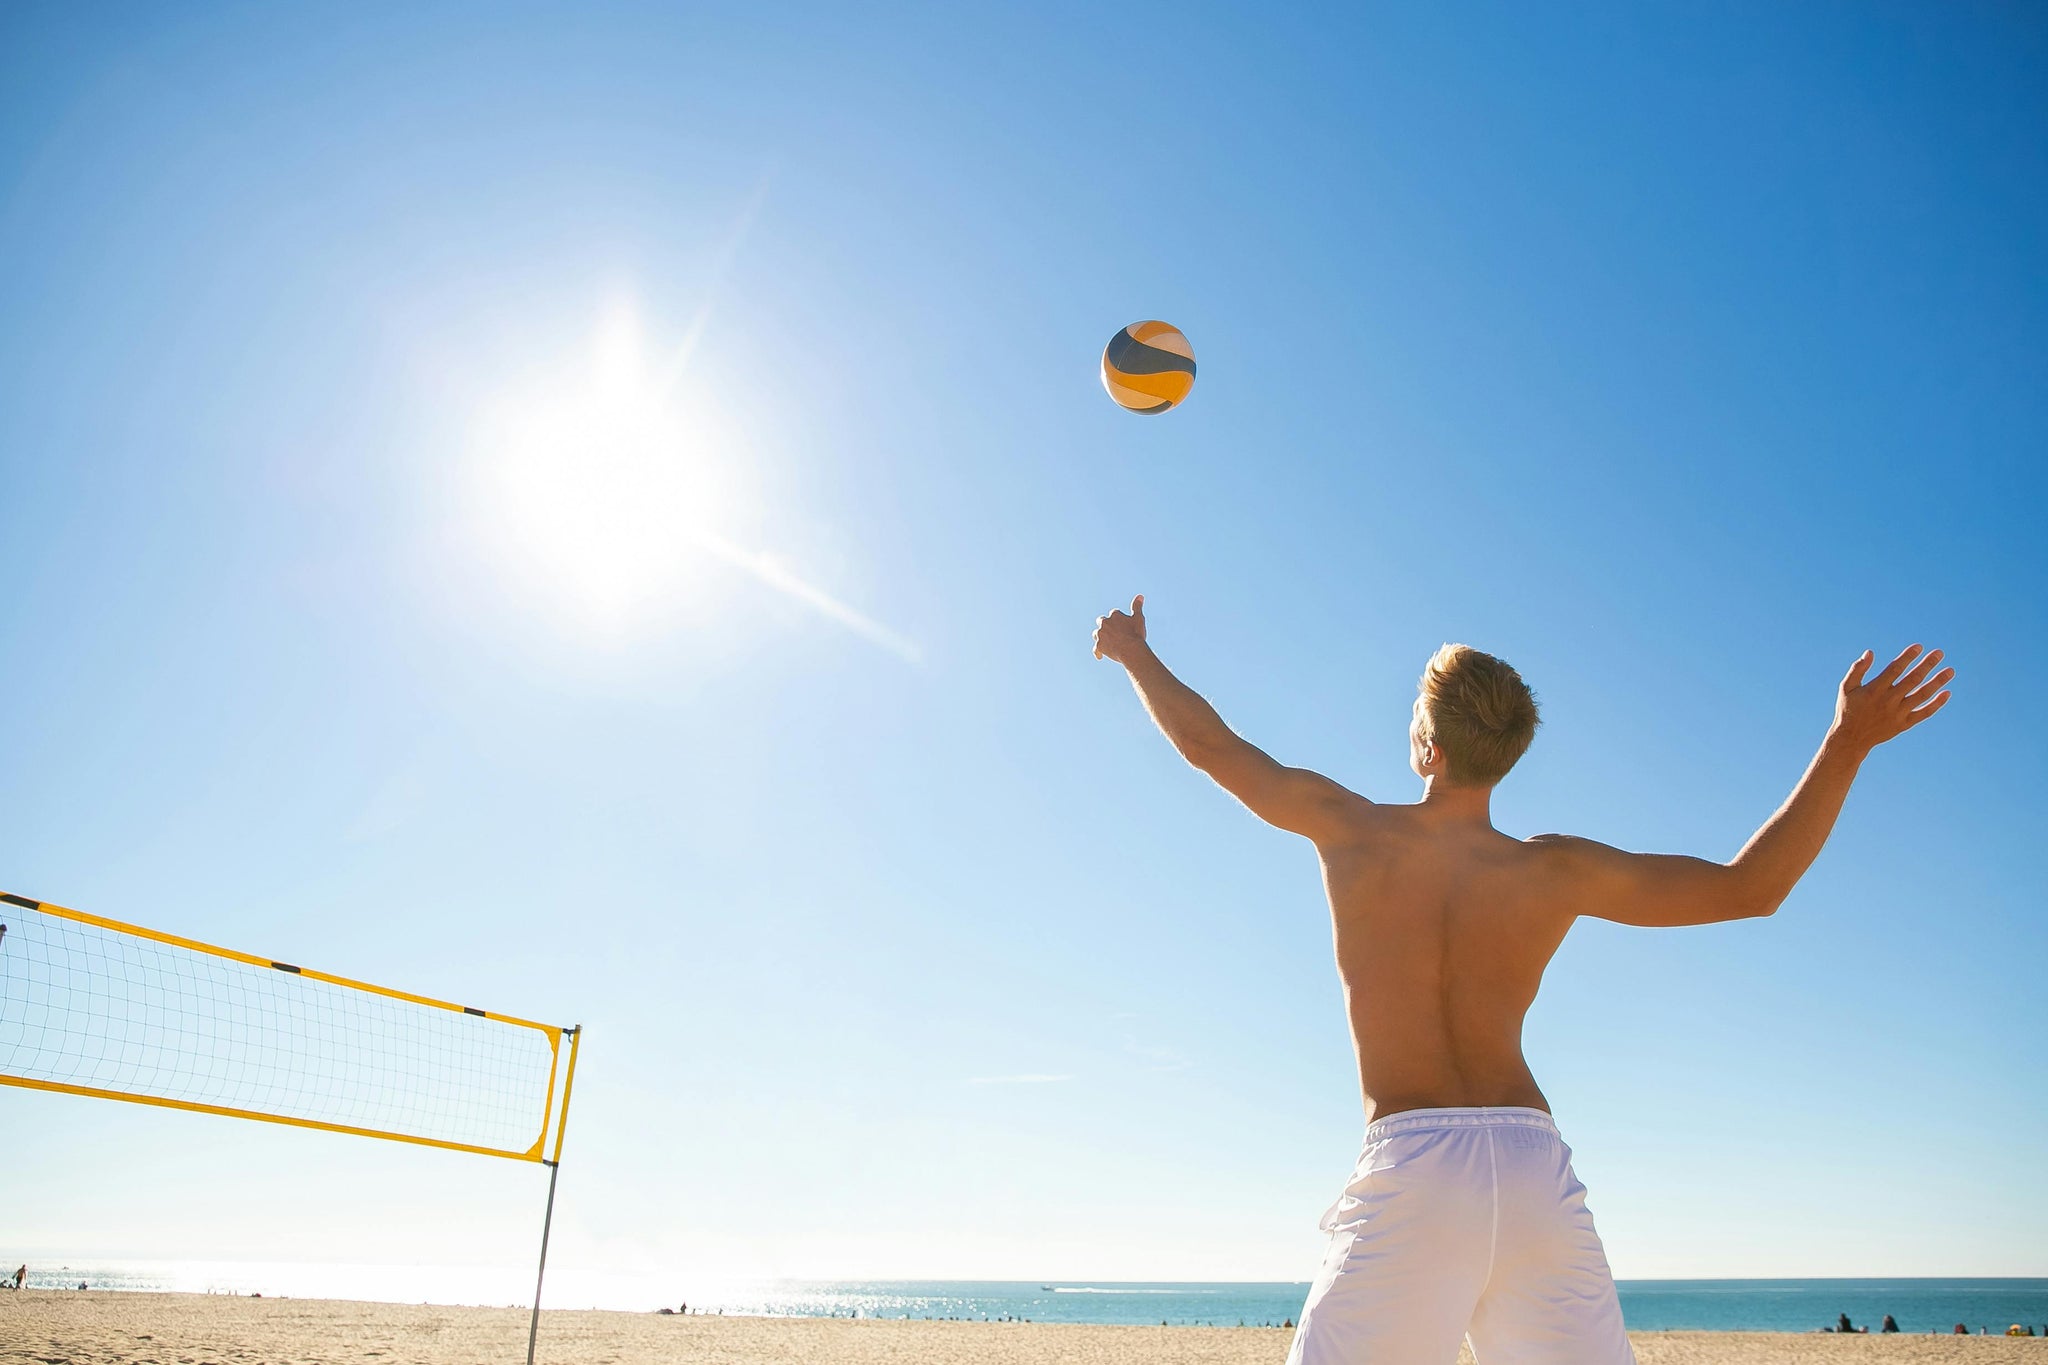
[8, 1261, 2044, 1334]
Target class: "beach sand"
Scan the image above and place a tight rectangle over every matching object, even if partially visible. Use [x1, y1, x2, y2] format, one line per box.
[4, 1291, 2043, 1364]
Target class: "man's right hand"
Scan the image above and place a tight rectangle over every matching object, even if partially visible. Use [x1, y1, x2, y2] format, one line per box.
[1832, 644, 1954, 753]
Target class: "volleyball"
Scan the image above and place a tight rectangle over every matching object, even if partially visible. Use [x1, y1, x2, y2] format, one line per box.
[1101, 320, 1196, 414]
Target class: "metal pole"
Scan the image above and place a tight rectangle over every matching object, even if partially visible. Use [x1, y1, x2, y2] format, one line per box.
[526, 1158, 561, 1365]
[527, 1024, 581, 1365]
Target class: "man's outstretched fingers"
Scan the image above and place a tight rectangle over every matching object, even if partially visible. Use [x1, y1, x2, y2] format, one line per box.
[1905, 667, 1955, 705]
[1896, 648, 1944, 692]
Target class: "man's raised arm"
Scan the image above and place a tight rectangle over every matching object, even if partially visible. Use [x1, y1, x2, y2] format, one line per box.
[1539, 644, 1955, 928]
[1093, 595, 1365, 842]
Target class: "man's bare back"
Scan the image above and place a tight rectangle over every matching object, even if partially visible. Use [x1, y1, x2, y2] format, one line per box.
[1318, 808, 1568, 1121]
[1092, 593, 1953, 1125]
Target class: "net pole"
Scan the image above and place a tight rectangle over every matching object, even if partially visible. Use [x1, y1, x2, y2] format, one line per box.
[527, 1024, 581, 1365]
[526, 1158, 562, 1365]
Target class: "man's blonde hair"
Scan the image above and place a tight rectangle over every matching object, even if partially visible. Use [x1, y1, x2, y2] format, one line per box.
[1414, 644, 1540, 786]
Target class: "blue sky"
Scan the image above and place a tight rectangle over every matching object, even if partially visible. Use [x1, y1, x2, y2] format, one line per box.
[2, 1, 2043, 1299]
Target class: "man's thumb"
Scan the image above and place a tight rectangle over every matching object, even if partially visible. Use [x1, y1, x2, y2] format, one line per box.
[1131, 593, 1145, 617]
[1841, 649, 1874, 691]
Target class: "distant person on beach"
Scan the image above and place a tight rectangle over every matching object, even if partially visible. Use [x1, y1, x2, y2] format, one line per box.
[1882, 1314, 1899, 1332]
[11, 1265, 22, 1290]
[1837, 1313, 1857, 1333]
[1094, 598, 1952, 1365]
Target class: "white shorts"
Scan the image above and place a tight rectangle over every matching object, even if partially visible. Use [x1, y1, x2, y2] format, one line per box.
[1287, 1107, 1634, 1365]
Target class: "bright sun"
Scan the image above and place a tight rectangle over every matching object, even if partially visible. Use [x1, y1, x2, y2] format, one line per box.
[466, 305, 747, 633]
[462, 300, 917, 662]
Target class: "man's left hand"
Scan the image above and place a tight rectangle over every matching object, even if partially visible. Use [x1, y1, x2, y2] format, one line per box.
[1092, 594, 1148, 665]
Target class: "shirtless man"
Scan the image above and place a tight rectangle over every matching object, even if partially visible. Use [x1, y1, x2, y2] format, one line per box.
[1091, 595, 1952, 1364]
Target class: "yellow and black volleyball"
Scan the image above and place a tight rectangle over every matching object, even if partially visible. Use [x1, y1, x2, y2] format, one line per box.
[1101, 320, 1196, 414]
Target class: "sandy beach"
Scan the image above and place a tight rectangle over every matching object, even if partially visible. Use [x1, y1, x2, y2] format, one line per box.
[4, 1291, 2044, 1364]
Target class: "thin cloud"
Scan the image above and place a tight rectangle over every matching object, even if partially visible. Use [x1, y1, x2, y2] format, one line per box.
[967, 1073, 1072, 1086]
[1123, 1041, 1190, 1073]
[1113, 1014, 1191, 1073]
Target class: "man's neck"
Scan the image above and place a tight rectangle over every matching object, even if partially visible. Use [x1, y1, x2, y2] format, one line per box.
[1416, 776, 1496, 826]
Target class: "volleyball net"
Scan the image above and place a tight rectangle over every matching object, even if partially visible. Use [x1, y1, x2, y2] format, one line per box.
[0, 890, 578, 1164]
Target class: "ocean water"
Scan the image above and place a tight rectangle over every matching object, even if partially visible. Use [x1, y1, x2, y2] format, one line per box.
[10, 1264, 2046, 1334]
[1615, 1280, 2048, 1335]
[703, 1280, 2048, 1333]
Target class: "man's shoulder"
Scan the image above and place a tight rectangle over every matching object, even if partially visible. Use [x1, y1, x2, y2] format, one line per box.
[1309, 794, 1403, 849]
[1516, 832, 1612, 875]
[1521, 832, 1621, 861]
